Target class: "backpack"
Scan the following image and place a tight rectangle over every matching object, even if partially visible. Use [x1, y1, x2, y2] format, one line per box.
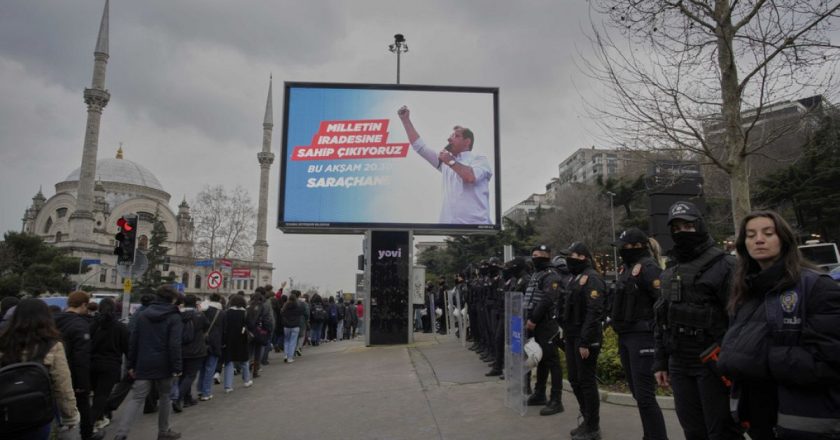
[0, 342, 56, 435]
[312, 304, 327, 322]
[181, 313, 196, 345]
[328, 304, 338, 319]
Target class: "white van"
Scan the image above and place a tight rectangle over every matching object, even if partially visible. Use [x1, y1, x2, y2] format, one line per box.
[799, 242, 840, 271]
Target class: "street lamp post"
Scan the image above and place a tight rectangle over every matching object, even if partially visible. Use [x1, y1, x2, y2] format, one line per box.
[606, 191, 618, 280]
[388, 34, 408, 84]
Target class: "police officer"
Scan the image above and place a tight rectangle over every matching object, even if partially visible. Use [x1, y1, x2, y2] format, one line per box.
[487, 257, 531, 377]
[563, 242, 606, 440]
[486, 257, 508, 377]
[653, 201, 743, 440]
[611, 228, 668, 440]
[524, 245, 565, 416]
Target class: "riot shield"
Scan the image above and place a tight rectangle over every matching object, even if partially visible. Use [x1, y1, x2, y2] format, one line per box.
[504, 291, 527, 416]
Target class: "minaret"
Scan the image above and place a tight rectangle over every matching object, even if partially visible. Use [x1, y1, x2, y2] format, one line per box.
[253, 76, 274, 262]
[69, 0, 111, 242]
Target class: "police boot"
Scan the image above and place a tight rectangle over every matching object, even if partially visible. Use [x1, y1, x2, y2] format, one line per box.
[539, 391, 564, 416]
[527, 387, 547, 406]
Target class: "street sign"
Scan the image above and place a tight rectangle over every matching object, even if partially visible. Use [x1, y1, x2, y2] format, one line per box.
[207, 271, 223, 289]
[231, 268, 251, 279]
[81, 258, 101, 266]
[218, 259, 232, 267]
[123, 278, 132, 293]
[195, 259, 214, 267]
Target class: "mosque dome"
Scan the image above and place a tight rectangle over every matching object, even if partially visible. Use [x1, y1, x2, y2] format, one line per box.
[63, 148, 164, 191]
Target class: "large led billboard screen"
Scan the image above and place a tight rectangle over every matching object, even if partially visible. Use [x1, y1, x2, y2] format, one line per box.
[278, 82, 500, 233]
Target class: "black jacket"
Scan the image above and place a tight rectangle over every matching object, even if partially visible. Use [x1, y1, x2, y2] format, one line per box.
[203, 306, 226, 357]
[611, 256, 662, 334]
[281, 301, 304, 328]
[524, 268, 563, 341]
[128, 301, 182, 380]
[54, 311, 92, 391]
[564, 267, 607, 348]
[89, 313, 129, 372]
[719, 268, 840, 438]
[222, 308, 249, 363]
[181, 308, 209, 359]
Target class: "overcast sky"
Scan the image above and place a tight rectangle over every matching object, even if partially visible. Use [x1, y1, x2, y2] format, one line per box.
[0, 0, 607, 293]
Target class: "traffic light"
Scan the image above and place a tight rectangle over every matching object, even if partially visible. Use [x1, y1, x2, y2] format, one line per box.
[114, 215, 138, 264]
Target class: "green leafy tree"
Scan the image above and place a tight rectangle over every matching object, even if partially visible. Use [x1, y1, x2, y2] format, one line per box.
[596, 174, 648, 230]
[0, 232, 81, 297]
[136, 212, 174, 294]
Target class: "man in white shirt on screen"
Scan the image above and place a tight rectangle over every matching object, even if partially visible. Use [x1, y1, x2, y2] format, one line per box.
[397, 105, 493, 224]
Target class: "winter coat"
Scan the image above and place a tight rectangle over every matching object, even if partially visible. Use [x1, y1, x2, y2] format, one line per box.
[222, 307, 249, 363]
[180, 308, 210, 359]
[0, 342, 80, 426]
[281, 301, 304, 329]
[89, 313, 129, 372]
[344, 304, 357, 326]
[203, 304, 225, 357]
[54, 311, 92, 391]
[127, 301, 183, 380]
[246, 302, 274, 336]
[719, 267, 840, 439]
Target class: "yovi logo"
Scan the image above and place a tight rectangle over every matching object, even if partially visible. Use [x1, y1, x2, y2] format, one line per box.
[377, 248, 402, 260]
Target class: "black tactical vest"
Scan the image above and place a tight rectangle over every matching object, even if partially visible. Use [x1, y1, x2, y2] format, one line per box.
[612, 257, 657, 325]
[658, 246, 727, 337]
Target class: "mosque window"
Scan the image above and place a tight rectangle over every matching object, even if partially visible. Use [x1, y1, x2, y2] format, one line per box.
[100, 269, 107, 283]
[182, 272, 189, 286]
[55, 232, 63, 242]
[138, 235, 148, 250]
[250, 279, 255, 290]
[44, 217, 53, 234]
[56, 208, 68, 218]
[195, 274, 201, 289]
[111, 270, 117, 284]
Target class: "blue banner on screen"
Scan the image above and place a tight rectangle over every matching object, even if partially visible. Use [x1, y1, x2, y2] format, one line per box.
[279, 83, 500, 233]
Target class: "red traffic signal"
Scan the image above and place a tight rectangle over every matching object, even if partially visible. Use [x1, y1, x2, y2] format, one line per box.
[117, 217, 133, 232]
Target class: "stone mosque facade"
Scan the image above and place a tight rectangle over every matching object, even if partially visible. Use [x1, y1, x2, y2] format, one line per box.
[20, 1, 274, 296]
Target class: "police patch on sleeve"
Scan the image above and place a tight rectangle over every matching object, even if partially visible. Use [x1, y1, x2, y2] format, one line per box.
[551, 282, 559, 290]
[652, 279, 661, 289]
[590, 290, 599, 299]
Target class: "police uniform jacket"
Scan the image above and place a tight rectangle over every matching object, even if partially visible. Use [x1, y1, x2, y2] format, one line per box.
[564, 266, 607, 348]
[719, 267, 840, 439]
[653, 246, 735, 371]
[611, 256, 662, 334]
[524, 268, 562, 340]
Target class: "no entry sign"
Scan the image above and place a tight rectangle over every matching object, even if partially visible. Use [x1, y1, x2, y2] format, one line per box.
[207, 271, 223, 289]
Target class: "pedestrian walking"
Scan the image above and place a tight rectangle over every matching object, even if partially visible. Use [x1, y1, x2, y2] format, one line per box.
[0, 298, 80, 439]
[197, 293, 225, 401]
[114, 285, 183, 440]
[222, 295, 252, 392]
[281, 291, 304, 363]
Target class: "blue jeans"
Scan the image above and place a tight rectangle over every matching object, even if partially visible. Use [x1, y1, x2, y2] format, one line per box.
[284, 327, 300, 360]
[223, 360, 251, 390]
[310, 321, 323, 345]
[198, 354, 219, 396]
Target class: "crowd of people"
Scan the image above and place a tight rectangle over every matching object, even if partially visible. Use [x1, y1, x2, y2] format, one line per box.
[436, 202, 839, 440]
[0, 281, 364, 440]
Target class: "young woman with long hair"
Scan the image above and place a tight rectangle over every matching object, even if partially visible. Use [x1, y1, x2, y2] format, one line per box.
[718, 210, 840, 439]
[0, 298, 80, 439]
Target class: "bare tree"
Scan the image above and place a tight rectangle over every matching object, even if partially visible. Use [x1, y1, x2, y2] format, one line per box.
[191, 185, 256, 259]
[584, 1, 840, 227]
[536, 184, 613, 255]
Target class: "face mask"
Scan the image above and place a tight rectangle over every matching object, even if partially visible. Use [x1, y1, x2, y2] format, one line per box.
[671, 231, 710, 260]
[619, 248, 649, 265]
[532, 257, 551, 271]
[566, 258, 588, 275]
